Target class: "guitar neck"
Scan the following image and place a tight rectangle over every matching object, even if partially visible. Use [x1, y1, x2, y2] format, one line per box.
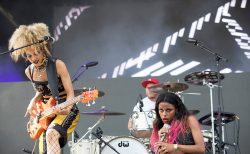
[42, 95, 81, 118]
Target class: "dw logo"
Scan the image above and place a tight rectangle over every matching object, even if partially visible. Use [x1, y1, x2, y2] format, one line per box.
[118, 141, 129, 147]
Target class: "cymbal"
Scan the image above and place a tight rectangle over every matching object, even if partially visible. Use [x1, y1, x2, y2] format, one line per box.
[149, 82, 189, 93]
[184, 71, 225, 86]
[81, 109, 126, 116]
[74, 89, 105, 97]
[199, 111, 236, 126]
[188, 110, 200, 115]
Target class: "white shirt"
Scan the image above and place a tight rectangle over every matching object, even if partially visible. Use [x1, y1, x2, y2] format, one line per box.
[133, 97, 155, 112]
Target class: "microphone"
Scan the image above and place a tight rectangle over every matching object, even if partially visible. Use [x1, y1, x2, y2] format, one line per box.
[160, 124, 171, 141]
[156, 124, 171, 153]
[43, 36, 55, 43]
[81, 61, 98, 67]
[186, 38, 201, 45]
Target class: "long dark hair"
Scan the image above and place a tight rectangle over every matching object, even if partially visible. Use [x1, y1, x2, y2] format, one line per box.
[154, 92, 189, 130]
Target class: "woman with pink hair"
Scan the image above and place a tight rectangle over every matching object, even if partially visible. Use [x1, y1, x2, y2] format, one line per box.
[150, 92, 205, 154]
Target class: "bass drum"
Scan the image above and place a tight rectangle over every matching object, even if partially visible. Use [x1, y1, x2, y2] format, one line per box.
[70, 139, 99, 154]
[101, 136, 150, 154]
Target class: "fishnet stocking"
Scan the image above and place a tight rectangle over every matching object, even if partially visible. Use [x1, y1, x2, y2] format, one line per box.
[46, 128, 61, 154]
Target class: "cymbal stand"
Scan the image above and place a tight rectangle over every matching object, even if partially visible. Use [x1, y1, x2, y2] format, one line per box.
[203, 80, 216, 154]
[71, 115, 105, 149]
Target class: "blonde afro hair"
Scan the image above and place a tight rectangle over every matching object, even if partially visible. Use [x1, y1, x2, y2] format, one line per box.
[9, 23, 52, 62]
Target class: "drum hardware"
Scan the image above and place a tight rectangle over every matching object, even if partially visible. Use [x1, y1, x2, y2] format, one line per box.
[91, 128, 120, 154]
[78, 107, 125, 140]
[184, 71, 225, 154]
[70, 113, 105, 150]
[200, 112, 237, 153]
[199, 111, 236, 126]
[69, 107, 126, 154]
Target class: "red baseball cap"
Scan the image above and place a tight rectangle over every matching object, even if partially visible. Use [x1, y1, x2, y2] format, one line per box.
[141, 77, 160, 88]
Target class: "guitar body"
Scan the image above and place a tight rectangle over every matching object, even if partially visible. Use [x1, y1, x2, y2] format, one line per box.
[26, 89, 98, 140]
[28, 97, 56, 139]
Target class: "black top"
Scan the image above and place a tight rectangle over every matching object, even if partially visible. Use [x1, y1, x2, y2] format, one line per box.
[29, 65, 66, 103]
[176, 128, 195, 145]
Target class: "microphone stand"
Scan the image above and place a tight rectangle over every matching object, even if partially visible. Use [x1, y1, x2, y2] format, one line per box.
[194, 41, 228, 154]
[71, 64, 89, 83]
[138, 94, 143, 112]
[0, 39, 44, 56]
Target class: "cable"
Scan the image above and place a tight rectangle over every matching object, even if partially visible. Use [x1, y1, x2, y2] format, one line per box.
[236, 116, 241, 154]
[32, 140, 37, 154]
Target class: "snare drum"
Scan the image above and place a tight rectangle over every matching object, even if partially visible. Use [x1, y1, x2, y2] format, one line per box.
[101, 136, 149, 154]
[70, 139, 99, 154]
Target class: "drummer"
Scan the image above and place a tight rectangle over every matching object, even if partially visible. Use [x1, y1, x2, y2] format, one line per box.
[128, 77, 160, 138]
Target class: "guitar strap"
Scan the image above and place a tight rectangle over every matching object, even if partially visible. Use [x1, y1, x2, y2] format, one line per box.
[46, 56, 59, 103]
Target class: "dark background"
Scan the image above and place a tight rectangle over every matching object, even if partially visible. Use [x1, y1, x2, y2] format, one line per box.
[0, 0, 249, 153]
[0, 0, 250, 81]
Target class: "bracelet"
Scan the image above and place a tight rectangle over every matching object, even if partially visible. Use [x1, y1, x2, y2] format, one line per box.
[173, 144, 178, 150]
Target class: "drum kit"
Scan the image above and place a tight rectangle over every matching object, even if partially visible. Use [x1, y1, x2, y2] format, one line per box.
[69, 107, 152, 154]
[69, 71, 236, 154]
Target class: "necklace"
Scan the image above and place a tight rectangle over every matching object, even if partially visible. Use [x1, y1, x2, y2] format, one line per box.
[35, 66, 46, 79]
[34, 58, 48, 80]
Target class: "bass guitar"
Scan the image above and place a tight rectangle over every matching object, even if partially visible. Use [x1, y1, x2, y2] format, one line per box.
[27, 89, 98, 139]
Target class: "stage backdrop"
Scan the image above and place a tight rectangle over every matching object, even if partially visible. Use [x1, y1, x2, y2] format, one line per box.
[0, 0, 250, 81]
[52, 0, 250, 81]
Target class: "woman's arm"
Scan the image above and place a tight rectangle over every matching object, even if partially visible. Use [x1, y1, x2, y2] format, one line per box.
[24, 67, 43, 117]
[156, 116, 205, 154]
[55, 59, 75, 114]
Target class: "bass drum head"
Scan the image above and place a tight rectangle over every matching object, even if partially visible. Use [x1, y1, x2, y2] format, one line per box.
[101, 136, 149, 154]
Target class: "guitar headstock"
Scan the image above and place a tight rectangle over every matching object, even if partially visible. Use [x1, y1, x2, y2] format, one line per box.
[79, 89, 99, 104]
